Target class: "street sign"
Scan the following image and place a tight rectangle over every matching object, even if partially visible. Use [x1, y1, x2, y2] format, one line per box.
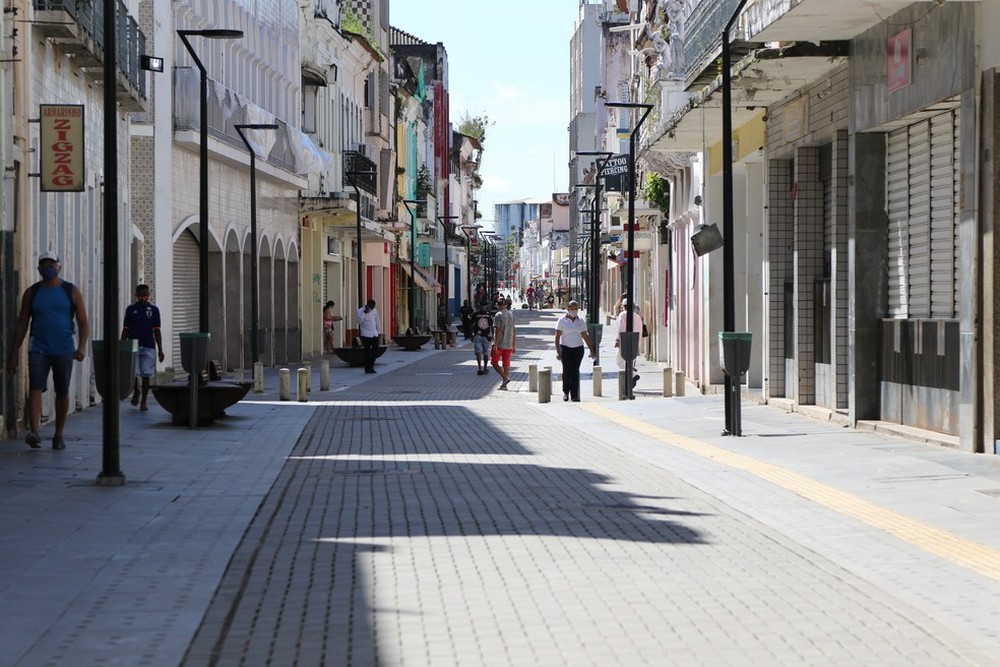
[601, 154, 629, 193]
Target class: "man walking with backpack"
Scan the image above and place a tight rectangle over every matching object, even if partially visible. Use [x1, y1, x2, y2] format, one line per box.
[470, 301, 493, 375]
[6, 252, 90, 450]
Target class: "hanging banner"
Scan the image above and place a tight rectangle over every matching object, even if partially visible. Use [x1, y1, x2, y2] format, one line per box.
[39, 104, 85, 192]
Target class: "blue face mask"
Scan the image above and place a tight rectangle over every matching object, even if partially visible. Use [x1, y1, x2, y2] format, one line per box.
[39, 265, 58, 281]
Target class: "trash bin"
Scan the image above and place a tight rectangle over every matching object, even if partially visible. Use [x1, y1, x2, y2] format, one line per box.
[587, 323, 603, 348]
[719, 331, 752, 379]
[92, 339, 138, 401]
[180, 332, 211, 377]
[619, 331, 640, 362]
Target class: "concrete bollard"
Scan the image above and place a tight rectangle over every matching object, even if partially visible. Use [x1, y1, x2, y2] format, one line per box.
[675, 371, 686, 397]
[593, 365, 602, 397]
[254, 361, 264, 393]
[320, 360, 330, 391]
[663, 367, 673, 398]
[528, 364, 538, 392]
[538, 367, 551, 403]
[297, 368, 309, 402]
[279, 368, 291, 401]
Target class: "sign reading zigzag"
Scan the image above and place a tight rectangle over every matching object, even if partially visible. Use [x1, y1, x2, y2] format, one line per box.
[600, 154, 630, 193]
[39, 104, 85, 192]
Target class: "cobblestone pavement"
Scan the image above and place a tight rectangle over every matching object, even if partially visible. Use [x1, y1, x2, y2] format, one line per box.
[181, 308, 1000, 666]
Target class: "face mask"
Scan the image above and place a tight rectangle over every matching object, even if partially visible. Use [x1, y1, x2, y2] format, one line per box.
[39, 265, 58, 281]
[567, 310, 578, 318]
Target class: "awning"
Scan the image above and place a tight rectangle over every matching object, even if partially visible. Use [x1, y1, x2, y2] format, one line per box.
[401, 264, 441, 293]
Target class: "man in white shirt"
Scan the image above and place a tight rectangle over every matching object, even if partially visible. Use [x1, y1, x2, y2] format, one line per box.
[357, 299, 382, 373]
[615, 298, 644, 390]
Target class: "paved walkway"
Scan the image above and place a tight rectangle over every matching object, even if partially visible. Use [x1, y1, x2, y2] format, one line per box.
[2, 308, 1000, 666]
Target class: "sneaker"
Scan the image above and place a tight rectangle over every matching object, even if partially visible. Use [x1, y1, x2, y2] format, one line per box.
[25, 431, 41, 449]
[498, 384, 508, 391]
[52, 435, 66, 450]
[563, 393, 569, 402]
[130, 394, 140, 406]
[500, 379, 509, 390]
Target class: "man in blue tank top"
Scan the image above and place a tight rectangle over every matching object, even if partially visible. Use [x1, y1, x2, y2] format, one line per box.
[6, 251, 90, 450]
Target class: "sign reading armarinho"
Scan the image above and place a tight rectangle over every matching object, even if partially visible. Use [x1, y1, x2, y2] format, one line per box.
[40, 104, 85, 192]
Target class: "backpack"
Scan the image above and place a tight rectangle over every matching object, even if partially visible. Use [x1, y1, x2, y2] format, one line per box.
[473, 312, 492, 339]
[29, 280, 76, 333]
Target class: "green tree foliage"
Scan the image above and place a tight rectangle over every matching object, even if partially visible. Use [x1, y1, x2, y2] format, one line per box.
[643, 172, 671, 215]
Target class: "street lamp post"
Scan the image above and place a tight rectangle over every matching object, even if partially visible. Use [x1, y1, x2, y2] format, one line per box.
[606, 102, 652, 400]
[346, 169, 377, 311]
[721, 0, 752, 435]
[460, 224, 482, 304]
[177, 29, 244, 335]
[402, 199, 426, 331]
[575, 150, 614, 365]
[437, 215, 459, 324]
[234, 123, 278, 366]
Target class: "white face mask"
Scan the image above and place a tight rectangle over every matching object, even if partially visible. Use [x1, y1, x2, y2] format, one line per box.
[567, 310, 579, 318]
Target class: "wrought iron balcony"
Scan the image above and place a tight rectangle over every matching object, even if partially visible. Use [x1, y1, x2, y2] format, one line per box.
[32, 0, 148, 110]
[343, 151, 378, 194]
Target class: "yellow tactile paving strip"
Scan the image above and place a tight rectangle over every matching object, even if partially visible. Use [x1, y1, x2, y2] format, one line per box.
[582, 403, 1000, 582]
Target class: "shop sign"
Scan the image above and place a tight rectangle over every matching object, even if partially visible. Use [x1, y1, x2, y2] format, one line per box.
[39, 104, 85, 192]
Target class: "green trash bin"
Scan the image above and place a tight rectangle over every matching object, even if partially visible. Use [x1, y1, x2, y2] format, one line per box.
[179, 332, 211, 377]
[92, 339, 138, 401]
[719, 331, 752, 379]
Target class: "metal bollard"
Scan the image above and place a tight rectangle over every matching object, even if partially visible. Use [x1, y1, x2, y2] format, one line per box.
[254, 361, 264, 393]
[320, 360, 330, 391]
[297, 368, 309, 402]
[529, 364, 538, 392]
[538, 367, 551, 403]
[279, 368, 291, 401]
[593, 365, 602, 397]
[663, 367, 673, 398]
[675, 371, 686, 397]
[619, 370, 628, 400]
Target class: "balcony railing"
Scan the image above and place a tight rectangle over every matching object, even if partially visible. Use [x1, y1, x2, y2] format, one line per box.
[680, 0, 743, 85]
[173, 67, 298, 174]
[343, 151, 378, 194]
[33, 0, 148, 106]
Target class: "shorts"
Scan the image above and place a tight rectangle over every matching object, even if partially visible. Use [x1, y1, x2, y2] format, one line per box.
[490, 347, 513, 366]
[136, 346, 157, 378]
[28, 351, 74, 396]
[473, 335, 491, 357]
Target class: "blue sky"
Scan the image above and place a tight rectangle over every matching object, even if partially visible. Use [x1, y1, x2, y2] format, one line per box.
[390, 1, 580, 230]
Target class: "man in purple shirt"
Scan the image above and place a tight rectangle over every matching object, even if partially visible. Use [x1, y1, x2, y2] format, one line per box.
[121, 284, 165, 410]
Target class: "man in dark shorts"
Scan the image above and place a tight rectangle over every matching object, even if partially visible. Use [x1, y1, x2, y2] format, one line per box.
[6, 251, 90, 450]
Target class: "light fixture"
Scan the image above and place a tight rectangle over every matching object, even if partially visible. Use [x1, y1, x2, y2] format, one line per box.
[140, 55, 163, 72]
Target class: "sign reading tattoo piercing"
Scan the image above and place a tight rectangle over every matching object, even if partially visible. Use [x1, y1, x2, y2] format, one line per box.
[39, 104, 85, 192]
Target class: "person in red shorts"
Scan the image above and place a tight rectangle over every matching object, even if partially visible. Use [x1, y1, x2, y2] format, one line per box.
[490, 298, 516, 390]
